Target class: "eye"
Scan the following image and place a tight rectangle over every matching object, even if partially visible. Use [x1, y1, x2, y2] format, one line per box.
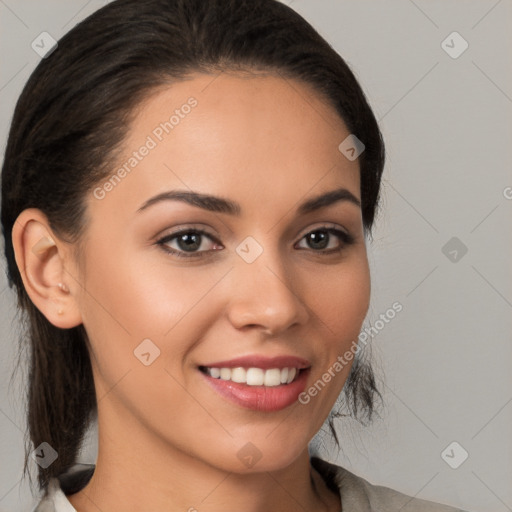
[156, 228, 222, 258]
[156, 225, 355, 260]
[295, 226, 355, 253]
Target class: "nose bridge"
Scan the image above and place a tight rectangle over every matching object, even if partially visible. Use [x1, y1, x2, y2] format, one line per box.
[227, 235, 308, 332]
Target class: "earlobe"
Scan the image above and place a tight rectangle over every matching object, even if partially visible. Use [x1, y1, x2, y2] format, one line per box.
[11, 208, 83, 329]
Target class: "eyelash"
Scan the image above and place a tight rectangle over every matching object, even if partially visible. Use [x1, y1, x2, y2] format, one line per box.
[155, 225, 355, 259]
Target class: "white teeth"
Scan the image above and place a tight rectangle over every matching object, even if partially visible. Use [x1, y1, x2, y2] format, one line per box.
[204, 366, 301, 386]
[246, 368, 264, 386]
[264, 368, 282, 387]
[209, 367, 221, 379]
[220, 368, 231, 380]
[230, 367, 246, 383]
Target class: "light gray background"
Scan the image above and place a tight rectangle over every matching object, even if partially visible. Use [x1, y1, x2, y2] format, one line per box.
[1, 1, 511, 511]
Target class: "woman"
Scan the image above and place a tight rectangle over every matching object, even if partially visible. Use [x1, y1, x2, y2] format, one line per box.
[1, 1, 469, 511]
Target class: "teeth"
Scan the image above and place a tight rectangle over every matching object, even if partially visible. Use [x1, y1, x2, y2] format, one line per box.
[220, 368, 231, 380]
[264, 368, 281, 387]
[204, 366, 301, 386]
[246, 368, 263, 386]
[231, 367, 246, 383]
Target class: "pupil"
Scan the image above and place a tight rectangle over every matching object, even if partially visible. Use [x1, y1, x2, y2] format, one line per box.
[178, 233, 201, 251]
[309, 230, 328, 249]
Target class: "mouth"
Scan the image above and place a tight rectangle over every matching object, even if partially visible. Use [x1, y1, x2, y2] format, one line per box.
[197, 355, 311, 412]
[198, 365, 305, 386]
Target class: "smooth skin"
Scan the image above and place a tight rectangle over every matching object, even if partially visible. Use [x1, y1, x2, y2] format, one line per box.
[13, 71, 371, 512]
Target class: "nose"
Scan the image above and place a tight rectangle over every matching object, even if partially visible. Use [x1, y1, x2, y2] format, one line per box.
[226, 245, 310, 335]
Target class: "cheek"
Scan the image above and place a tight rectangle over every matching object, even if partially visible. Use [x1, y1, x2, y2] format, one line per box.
[76, 246, 228, 372]
[299, 253, 370, 412]
[305, 254, 371, 342]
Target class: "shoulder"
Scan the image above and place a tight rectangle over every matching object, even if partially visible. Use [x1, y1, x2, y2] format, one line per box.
[311, 456, 469, 512]
[32, 459, 469, 512]
[32, 464, 94, 512]
[31, 479, 72, 512]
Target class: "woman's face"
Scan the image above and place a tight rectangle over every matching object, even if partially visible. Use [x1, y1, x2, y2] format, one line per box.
[69, 72, 370, 472]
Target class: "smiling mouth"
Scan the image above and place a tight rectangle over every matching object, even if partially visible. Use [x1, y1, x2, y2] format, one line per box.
[198, 366, 305, 386]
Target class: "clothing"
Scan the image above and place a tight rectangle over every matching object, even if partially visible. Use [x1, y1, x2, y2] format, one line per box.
[33, 456, 468, 512]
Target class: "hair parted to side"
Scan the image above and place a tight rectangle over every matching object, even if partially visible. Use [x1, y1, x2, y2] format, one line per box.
[1, 0, 385, 493]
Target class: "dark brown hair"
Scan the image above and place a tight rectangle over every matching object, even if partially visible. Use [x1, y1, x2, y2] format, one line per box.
[1, 0, 385, 493]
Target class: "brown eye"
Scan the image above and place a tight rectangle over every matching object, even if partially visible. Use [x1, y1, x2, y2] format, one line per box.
[157, 229, 222, 258]
[296, 227, 354, 253]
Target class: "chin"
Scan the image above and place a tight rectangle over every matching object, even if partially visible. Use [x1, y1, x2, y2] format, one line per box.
[203, 435, 310, 475]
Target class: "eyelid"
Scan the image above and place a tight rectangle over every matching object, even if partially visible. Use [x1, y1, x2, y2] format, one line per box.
[296, 222, 350, 240]
[155, 224, 222, 246]
[155, 225, 223, 259]
[294, 225, 355, 252]
[155, 222, 349, 244]
[156, 226, 221, 247]
[155, 222, 355, 259]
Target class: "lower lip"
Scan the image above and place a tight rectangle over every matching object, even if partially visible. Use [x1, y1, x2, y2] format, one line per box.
[200, 368, 310, 412]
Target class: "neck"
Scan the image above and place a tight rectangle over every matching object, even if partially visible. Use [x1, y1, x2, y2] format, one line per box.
[67, 411, 339, 512]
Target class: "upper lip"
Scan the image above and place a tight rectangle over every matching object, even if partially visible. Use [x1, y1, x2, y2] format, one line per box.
[200, 355, 311, 370]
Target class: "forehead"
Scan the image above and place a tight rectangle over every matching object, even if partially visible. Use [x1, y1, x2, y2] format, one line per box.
[89, 72, 360, 220]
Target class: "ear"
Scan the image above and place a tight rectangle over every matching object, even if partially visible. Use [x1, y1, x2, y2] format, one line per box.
[11, 208, 83, 329]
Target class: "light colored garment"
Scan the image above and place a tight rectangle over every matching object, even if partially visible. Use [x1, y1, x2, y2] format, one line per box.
[32, 457, 469, 512]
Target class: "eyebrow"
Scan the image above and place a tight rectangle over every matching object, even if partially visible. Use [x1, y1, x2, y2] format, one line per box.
[136, 187, 361, 216]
